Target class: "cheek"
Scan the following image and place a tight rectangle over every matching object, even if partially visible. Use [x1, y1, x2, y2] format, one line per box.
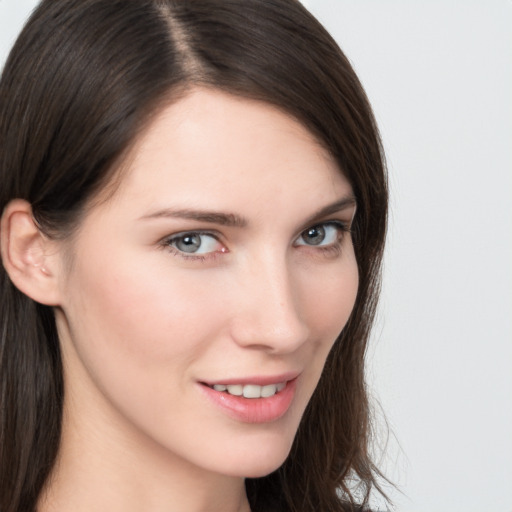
[68, 252, 219, 359]
[59, 249, 222, 415]
[300, 258, 359, 400]
[59, 252, 227, 432]
[301, 256, 359, 346]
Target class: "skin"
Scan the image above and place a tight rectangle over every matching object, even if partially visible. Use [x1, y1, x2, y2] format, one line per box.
[34, 88, 359, 512]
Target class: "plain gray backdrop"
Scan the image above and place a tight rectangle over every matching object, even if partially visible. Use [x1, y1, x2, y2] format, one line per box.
[1, 1, 511, 511]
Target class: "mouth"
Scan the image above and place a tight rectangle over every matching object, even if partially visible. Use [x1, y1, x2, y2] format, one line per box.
[205, 382, 287, 399]
[199, 375, 299, 423]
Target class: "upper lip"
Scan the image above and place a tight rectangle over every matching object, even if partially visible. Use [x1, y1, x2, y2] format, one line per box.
[200, 371, 301, 387]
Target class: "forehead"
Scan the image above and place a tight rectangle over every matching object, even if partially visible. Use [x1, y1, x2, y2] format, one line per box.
[100, 88, 352, 218]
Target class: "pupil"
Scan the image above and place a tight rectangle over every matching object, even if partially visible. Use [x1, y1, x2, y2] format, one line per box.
[305, 226, 325, 245]
[177, 234, 201, 253]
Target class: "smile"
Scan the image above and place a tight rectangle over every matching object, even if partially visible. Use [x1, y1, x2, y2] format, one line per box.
[200, 377, 298, 423]
[209, 382, 287, 399]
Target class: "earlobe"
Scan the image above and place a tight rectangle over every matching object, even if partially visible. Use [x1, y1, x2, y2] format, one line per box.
[0, 199, 62, 306]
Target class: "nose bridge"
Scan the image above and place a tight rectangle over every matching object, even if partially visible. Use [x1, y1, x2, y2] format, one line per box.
[231, 248, 309, 352]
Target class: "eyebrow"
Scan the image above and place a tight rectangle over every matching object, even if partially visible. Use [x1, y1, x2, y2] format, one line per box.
[139, 195, 357, 228]
[139, 208, 247, 227]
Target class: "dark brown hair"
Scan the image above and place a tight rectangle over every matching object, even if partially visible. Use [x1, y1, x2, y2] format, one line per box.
[0, 1, 388, 511]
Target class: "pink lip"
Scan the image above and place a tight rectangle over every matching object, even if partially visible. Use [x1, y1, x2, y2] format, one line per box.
[198, 376, 298, 424]
[202, 371, 300, 387]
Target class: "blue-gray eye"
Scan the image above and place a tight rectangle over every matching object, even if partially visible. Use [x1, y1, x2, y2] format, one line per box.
[295, 223, 340, 246]
[168, 233, 221, 254]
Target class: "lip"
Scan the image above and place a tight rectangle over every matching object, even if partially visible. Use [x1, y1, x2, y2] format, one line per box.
[201, 371, 300, 387]
[198, 374, 299, 424]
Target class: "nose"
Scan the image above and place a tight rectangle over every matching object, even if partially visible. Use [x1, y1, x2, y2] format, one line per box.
[229, 252, 310, 354]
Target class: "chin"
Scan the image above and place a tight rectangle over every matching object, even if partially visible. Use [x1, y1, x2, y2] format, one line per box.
[240, 453, 290, 479]
[208, 428, 296, 479]
[226, 455, 289, 479]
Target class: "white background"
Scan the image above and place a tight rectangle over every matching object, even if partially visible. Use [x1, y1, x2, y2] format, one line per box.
[1, 1, 511, 511]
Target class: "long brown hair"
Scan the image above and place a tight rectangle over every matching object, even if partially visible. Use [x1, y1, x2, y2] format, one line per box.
[0, 1, 388, 511]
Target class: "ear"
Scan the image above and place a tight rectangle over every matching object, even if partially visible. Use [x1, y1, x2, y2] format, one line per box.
[0, 199, 62, 306]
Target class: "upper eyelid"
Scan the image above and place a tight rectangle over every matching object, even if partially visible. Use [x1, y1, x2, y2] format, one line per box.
[161, 221, 350, 243]
[163, 229, 222, 242]
[159, 216, 352, 248]
[297, 219, 351, 237]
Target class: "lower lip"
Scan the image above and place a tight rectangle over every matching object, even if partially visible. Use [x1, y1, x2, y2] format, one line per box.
[199, 379, 297, 424]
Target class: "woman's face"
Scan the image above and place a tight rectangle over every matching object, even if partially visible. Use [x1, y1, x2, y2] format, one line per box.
[53, 88, 359, 478]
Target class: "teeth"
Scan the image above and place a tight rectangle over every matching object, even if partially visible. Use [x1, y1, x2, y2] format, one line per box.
[243, 385, 263, 398]
[212, 382, 286, 399]
[261, 384, 278, 397]
[226, 384, 243, 396]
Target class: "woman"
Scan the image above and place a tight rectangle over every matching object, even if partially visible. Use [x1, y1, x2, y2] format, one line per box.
[0, 1, 388, 511]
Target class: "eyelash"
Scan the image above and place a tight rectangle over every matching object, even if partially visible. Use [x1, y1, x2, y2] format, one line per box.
[160, 221, 351, 262]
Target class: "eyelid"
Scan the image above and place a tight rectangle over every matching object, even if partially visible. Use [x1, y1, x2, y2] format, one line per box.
[295, 219, 351, 239]
[162, 229, 222, 242]
[324, 219, 351, 231]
